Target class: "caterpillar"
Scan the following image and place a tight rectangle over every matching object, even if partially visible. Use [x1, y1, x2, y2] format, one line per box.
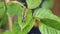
[22, 6, 26, 22]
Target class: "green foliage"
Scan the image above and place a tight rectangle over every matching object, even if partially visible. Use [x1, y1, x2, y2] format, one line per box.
[0, 0, 60, 34]
[34, 8, 60, 30]
[4, 30, 12, 34]
[18, 18, 35, 34]
[0, 15, 8, 29]
[7, 1, 24, 18]
[42, 0, 53, 9]
[12, 19, 20, 34]
[4, 17, 35, 34]
[18, 8, 32, 30]
[39, 23, 60, 34]
[0, 2, 5, 19]
[26, 0, 42, 9]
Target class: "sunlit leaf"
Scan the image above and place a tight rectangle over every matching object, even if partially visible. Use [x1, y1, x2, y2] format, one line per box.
[18, 7, 32, 30]
[18, 18, 35, 34]
[39, 23, 60, 34]
[26, 0, 42, 9]
[12, 18, 35, 34]
[34, 8, 60, 30]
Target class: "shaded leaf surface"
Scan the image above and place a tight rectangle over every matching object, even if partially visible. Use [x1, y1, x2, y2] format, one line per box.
[0, 15, 8, 29]
[0, 2, 5, 19]
[7, 1, 23, 18]
[42, 0, 54, 9]
[26, 0, 42, 9]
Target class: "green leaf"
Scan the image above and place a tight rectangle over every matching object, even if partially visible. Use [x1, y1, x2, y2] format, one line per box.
[0, 15, 8, 29]
[12, 19, 20, 34]
[18, 7, 32, 30]
[4, 19, 20, 34]
[0, 2, 4, 7]
[34, 8, 60, 30]
[12, 19, 25, 34]
[26, 0, 42, 9]
[7, 1, 24, 18]
[39, 23, 60, 34]
[18, 18, 35, 34]
[12, 18, 35, 34]
[4, 30, 12, 34]
[42, 0, 54, 9]
[0, 2, 5, 19]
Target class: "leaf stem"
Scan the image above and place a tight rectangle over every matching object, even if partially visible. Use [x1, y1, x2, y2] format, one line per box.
[8, 16, 12, 32]
[5, 0, 12, 32]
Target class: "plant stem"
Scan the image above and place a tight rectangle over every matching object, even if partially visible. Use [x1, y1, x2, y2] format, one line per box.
[8, 16, 12, 32]
[5, 0, 10, 3]
[34, 20, 39, 27]
[5, 0, 12, 32]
